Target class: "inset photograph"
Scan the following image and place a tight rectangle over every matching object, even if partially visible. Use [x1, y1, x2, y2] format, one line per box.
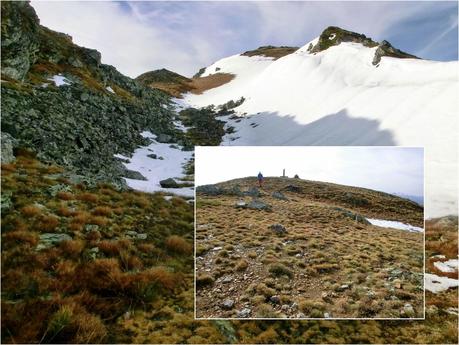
[195, 146, 424, 319]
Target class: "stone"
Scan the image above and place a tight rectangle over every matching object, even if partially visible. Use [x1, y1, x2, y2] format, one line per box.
[84, 224, 99, 232]
[284, 185, 302, 193]
[1, 132, 16, 163]
[124, 170, 147, 181]
[196, 184, 222, 195]
[47, 184, 72, 197]
[136, 233, 147, 240]
[270, 295, 281, 304]
[403, 303, 415, 317]
[272, 191, 288, 200]
[281, 304, 290, 312]
[221, 276, 232, 284]
[247, 199, 271, 211]
[393, 279, 403, 289]
[366, 290, 376, 299]
[237, 308, 251, 318]
[159, 178, 179, 188]
[235, 200, 247, 208]
[321, 292, 332, 303]
[336, 284, 350, 292]
[269, 224, 287, 235]
[324, 312, 331, 318]
[212, 246, 223, 251]
[296, 312, 306, 318]
[1, 191, 13, 212]
[221, 299, 234, 310]
[245, 187, 261, 197]
[156, 134, 172, 143]
[36, 233, 72, 251]
[147, 153, 157, 159]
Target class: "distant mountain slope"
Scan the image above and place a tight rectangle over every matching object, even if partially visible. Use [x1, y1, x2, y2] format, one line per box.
[1, 1, 179, 186]
[183, 26, 458, 218]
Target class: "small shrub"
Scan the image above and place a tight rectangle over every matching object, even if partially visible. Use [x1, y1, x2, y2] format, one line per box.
[37, 215, 60, 231]
[60, 240, 85, 257]
[268, 263, 293, 278]
[78, 193, 99, 203]
[92, 206, 112, 217]
[196, 273, 215, 287]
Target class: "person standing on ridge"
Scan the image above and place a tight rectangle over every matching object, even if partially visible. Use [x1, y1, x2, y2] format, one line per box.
[257, 172, 264, 187]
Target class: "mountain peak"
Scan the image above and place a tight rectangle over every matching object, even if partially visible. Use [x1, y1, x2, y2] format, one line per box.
[308, 26, 418, 65]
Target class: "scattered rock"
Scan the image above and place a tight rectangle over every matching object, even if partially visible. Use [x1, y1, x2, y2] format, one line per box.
[270, 295, 281, 304]
[36, 233, 72, 251]
[272, 191, 288, 200]
[269, 224, 287, 235]
[124, 170, 147, 181]
[221, 299, 234, 310]
[196, 184, 223, 195]
[156, 133, 172, 143]
[284, 185, 302, 193]
[221, 276, 232, 284]
[1, 132, 16, 163]
[237, 308, 251, 318]
[403, 303, 415, 317]
[147, 153, 157, 159]
[247, 199, 271, 211]
[136, 233, 148, 240]
[47, 183, 72, 197]
[321, 292, 333, 303]
[336, 284, 350, 292]
[245, 187, 261, 197]
[159, 178, 179, 188]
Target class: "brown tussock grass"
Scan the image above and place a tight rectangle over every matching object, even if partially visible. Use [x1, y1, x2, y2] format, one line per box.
[165, 235, 193, 255]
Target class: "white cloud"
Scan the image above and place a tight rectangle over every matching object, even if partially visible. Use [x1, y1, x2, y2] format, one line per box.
[30, 1, 456, 78]
[31, 0, 212, 77]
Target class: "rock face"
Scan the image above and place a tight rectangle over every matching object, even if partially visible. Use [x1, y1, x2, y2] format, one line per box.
[373, 40, 418, 65]
[36, 233, 72, 251]
[1, 1, 179, 186]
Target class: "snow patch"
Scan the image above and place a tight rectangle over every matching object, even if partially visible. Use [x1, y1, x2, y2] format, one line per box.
[49, 74, 70, 86]
[366, 218, 424, 232]
[116, 131, 193, 197]
[106, 86, 115, 93]
[434, 259, 459, 273]
[425, 273, 459, 293]
[329, 34, 336, 40]
[183, 39, 458, 218]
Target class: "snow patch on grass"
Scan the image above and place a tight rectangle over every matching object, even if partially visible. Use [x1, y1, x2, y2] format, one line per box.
[434, 259, 458, 273]
[115, 131, 193, 197]
[48, 74, 70, 86]
[425, 273, 459, 293]
[367, 218, 424, 232]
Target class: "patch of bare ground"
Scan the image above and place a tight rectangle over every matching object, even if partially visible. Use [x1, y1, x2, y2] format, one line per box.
[189, 73, 235, 95]
[195, 177, 424, 318]
[241, 46, 299, 59]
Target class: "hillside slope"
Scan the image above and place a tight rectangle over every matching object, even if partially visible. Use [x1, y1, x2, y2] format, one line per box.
[196, 177, 424, 318]
[183, 26, 458, 219]
[1, 1, 182, 186]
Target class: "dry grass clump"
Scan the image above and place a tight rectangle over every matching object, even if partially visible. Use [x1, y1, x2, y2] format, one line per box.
[235, 259, 249, 271]
[60, 240, 85, 257]
[77, 192, 99, 203]
[196, 273, 215, 287]
[2, 230, 39, 246]
[21, 205, 42, 217]
[57, 191, 74, 200]
[165, 235, 193, 255]
[268, 263, 293, 278]
[189, 73, 235, 95]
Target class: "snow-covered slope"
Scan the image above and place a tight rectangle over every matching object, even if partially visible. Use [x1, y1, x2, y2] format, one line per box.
[184, 36, 458, 218]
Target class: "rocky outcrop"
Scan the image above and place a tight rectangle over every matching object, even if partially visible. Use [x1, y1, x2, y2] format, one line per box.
[309, 26, 418, 66]
[372, 40, 419, 65]
[1, 1, 180, 186]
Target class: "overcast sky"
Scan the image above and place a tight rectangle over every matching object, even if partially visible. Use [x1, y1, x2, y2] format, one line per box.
[31, 1, 458, 77]
[195, 146, 424, 196]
